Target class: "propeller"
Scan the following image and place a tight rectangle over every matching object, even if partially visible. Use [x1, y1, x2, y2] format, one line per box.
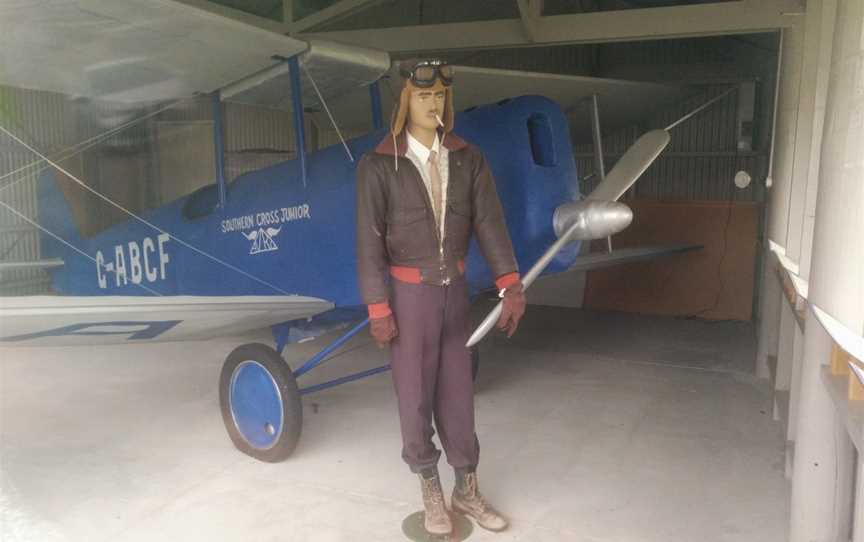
[465, 129, 671, 348]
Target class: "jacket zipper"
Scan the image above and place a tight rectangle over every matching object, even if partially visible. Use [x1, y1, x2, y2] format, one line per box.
[400, 154, 448, 284]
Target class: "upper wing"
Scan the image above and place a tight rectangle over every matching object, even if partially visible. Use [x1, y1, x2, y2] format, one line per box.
[1, 2, 391, 132]
[1, 2, 677, 139]
[0, 295, 333, 346]
[0, 0, 307, 104]
[222, 39, 391, 116]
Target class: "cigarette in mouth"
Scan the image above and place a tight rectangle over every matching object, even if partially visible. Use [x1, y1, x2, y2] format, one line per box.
[434, 113, 444, 127]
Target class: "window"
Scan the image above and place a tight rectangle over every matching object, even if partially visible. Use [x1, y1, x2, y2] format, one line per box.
[527, 113, 557, 167]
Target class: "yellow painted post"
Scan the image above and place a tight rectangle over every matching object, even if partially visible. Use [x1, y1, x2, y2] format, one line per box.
[846, 357, 864, 402]
[796, 305, 808, 325]
[783, 275, 796, 305]
[848, 372, 864, 401]
[830, 343, 850, 376]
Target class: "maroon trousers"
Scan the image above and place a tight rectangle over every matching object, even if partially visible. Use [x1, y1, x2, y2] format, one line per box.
[389, 276, 479, 473]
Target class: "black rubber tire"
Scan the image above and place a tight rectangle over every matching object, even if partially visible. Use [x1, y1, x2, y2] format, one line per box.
[470, 346, 480, 383]
[219, 343, 302, 463]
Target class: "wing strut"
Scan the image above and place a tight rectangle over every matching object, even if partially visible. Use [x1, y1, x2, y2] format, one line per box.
[212, 91, 228, 208]
[369, 81, 384, 130]
[588, 93, 613, 253]
[287, 55, 308, 187]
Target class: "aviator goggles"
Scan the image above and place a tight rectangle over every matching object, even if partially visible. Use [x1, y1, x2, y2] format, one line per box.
[401, 59, 454, 88]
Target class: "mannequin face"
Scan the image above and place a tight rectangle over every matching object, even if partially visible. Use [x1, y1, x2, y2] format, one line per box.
[407, 84, 446, 134]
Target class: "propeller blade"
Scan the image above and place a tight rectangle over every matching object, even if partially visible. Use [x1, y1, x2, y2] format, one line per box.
[468, 214, 596, 347]
[587, 129, 670, 202]
[465, 129, 671, 348]
[466, 218, 581, 348]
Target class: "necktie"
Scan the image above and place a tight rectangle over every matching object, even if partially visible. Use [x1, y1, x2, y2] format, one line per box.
[428, 150, 443, 228]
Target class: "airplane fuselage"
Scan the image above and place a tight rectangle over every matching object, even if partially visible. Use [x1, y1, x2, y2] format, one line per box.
[41, 95, 582, 310]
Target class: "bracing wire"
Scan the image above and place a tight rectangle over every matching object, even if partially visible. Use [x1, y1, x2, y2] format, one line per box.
[664, 86, 737, 132]
[0, 96, 198, 193]
[300, 63, 354, 162]
[0, 124, 294, 297]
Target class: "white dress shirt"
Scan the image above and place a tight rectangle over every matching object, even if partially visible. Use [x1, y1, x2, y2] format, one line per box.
[405, 130, 449, 243]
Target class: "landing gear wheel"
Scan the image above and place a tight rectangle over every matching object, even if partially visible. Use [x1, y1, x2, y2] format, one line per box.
[219, 343, 302, 462]
[470, 346, 480, 383]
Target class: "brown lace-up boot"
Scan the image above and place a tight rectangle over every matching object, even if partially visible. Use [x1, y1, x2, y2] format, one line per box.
[452, 468, 508, 532]
[419, 469, 453, 535]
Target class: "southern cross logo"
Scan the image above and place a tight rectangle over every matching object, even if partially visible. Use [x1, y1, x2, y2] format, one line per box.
[242, 227, 281, 254]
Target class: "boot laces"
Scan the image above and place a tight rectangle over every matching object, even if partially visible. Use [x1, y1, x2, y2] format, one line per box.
[460, 473, 491, 510]
[422, 477, 445, 506]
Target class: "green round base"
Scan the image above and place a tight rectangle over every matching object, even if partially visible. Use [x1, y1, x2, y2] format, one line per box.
[401, 510, 473, 541]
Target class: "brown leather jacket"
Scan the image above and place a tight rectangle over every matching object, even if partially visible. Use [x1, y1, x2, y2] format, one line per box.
[356, 130, 518, 308]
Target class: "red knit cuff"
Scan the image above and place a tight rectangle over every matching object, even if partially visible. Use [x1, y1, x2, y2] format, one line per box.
[367, 302, 392, 319]
[495, 272, 520, 290]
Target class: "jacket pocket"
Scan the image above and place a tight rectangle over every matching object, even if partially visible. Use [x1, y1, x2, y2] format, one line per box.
[446, 199, 472, 257]
[386, 207, 434, 262]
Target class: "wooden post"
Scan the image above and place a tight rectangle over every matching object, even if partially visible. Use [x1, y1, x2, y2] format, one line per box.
[783, 274, 796, 305]
[849, 358, 864, 402]
[831, 343, 851, 375]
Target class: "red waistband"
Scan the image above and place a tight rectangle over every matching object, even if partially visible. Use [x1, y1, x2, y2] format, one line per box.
[389, 260, 466, 283]
[368, 267, 521, 320]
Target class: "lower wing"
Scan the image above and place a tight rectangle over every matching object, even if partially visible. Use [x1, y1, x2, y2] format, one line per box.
[560, 244, 702, 274]
[0, 295, 333, 346]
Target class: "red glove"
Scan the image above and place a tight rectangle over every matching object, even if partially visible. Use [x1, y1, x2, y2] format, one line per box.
[370, 314, 398, 347]
[496, 282, 526, 338]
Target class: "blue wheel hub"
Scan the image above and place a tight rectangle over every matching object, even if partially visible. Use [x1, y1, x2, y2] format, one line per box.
[229, 360, 284, 450]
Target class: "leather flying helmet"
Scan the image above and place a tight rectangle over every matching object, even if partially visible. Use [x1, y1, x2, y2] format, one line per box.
[390, 58, 455, 138]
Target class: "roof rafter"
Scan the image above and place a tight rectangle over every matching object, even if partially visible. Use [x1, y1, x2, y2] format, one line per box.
[302, 0, 803, 53]
[287, 0, 388, 34]
[171, 0, 387, 35]
[173, 0, 288, 33]
[516, 0, 543, 42]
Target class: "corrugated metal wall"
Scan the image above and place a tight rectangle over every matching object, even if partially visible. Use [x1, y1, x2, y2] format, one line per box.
[223, 101, 305, 182]
[154, 97, 308, 183]
[0, 86, 75, 295]
[544, 0, 738, 15]
[576, 85, 769, 202]
[317, 0, 520, 32]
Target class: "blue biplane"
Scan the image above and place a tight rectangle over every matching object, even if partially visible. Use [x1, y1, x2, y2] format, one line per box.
[0, 1, 698, 462]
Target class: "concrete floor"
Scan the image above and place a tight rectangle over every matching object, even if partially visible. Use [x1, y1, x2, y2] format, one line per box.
[0, 306, 789, 541]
